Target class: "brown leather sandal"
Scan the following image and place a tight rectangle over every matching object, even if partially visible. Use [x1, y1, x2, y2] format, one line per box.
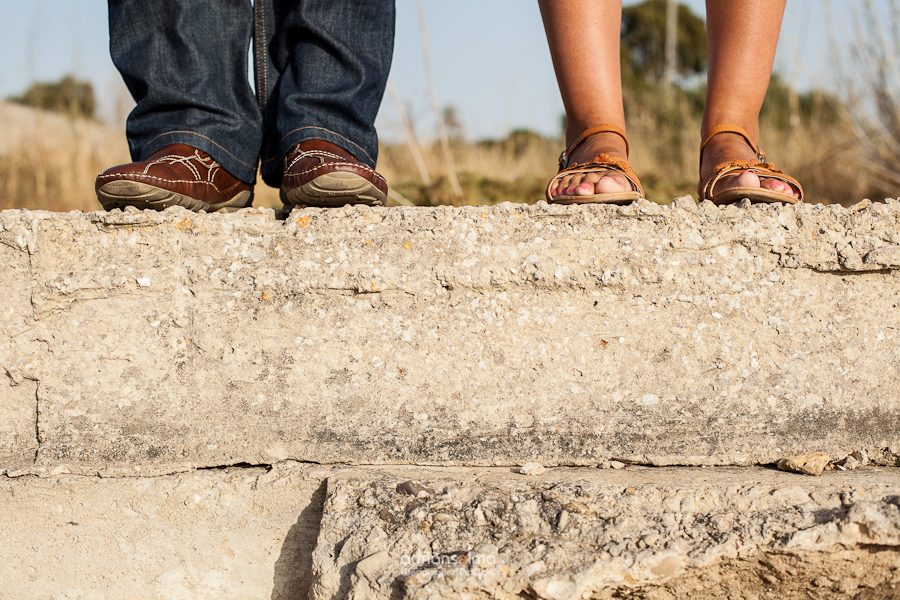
[698, 124, 803, 205]
[546, 124, 644, 204]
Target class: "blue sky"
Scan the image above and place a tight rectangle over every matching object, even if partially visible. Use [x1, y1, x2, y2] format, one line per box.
[0, 1, 866, 140]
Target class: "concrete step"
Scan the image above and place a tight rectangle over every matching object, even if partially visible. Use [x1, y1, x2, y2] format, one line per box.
[312, 465, 900, 600]
[1, 200, 899, 474]
[2, 200, 899, 598]
[3, 464, 898, 599]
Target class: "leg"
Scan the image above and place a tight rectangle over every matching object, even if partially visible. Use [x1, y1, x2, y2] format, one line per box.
[98, 0, 261, 211]
[108, 0, 262, 184]
[261, 0, 395, 202]
[538, 0, 636, 199]
[700, 0, 801, 201]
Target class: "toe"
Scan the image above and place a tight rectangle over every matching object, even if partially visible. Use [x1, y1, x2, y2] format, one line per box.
[732, 169, 761, 189]
[763, 178, 785, 193]
[762, 177, 801, 199]
[595, 173, 630, 194]
[552, 174, 574, 196]
[563, 174, 582, 196]
[575, 181, 596, 196]
[552, 166, 633, 199]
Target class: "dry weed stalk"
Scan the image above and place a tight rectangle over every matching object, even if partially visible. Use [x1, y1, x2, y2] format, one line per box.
[414, 0, 463, 205]
[833, 0, 900, 197]
[387, 77, 431, 186]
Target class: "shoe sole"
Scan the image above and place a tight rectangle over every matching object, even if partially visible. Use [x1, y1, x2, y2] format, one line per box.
[97, 180, 253, 213]
[549, 191, 643, 205]
[709, 187, 801, 205]
[281, 172, 387, 208]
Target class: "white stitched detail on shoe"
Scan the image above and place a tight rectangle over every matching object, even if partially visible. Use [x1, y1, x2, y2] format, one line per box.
[141, 150, 219, 182]
[286, 150, 344, 171]
[96, 173, 239, 193]
[286, 150, 381, 178]
[284, 161, 386, 184]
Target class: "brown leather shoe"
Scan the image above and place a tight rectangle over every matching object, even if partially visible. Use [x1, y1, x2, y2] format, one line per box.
[96, 144, 253, 212]
[280, 139, 388, 208]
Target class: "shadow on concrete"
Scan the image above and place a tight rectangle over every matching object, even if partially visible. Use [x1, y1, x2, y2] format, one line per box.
[272, 478, 328, 600]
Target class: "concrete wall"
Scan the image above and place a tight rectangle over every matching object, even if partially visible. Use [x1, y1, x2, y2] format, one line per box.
[1, 201, 898, 475]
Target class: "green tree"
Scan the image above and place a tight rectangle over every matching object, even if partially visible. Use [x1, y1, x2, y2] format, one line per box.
[621, 0, 707, 85]
[8, 75, 95, 119]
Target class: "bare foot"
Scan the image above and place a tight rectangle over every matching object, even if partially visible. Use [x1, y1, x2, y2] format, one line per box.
[549, 131, 634, 198]
[699, 132, 800, 200]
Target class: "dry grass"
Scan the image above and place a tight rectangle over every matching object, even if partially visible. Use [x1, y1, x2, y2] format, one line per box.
[378, 131, 559, 206]
[833, 0, 900, 200]
[0, 102, 130, 212]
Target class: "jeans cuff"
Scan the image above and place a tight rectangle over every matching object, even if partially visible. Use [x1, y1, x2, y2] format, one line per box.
[138, 131, 258, 184]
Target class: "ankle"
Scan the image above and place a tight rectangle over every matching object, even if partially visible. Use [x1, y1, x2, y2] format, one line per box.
[700, 132, 758, 175]
[568, 131, 628, 161]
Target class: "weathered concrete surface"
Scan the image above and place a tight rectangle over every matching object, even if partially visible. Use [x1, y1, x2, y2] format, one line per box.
[0, 200, 899, 473]
[312, 466, 900, 600]
[2, 464, 898, 600]
[0, 236, 38, 467]
[1, 461, 329, 600]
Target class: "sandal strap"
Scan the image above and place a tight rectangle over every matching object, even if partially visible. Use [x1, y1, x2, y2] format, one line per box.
[699, 124, 803, 202]
[700, 124, 767, 163]
[559, 124, 629, 169]
[548, 153, 645, 199]
[699, 159, 804, 203]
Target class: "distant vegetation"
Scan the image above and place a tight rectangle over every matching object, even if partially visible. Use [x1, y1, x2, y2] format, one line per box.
[8, 75, 96, 119]
[0, 74, 121, 212]
[621, 0, 707, 84]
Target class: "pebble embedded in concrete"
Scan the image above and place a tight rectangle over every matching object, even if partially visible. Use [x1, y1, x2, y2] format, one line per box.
[520, 462, 546, 476]
[777, 452, 831, 476]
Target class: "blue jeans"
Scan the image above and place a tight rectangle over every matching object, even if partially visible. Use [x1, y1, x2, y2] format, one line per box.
[108, 0, 395, 186]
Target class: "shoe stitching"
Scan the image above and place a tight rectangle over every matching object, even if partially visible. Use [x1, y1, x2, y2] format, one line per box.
[286, 150, 355, 171]
[285, 151, 385, 183]
[283, 163, 387, 185]
[283, 160, 386, 184]
[96, 173, 243, 195]
[132, 149, 240, 192]
[142, 152, 206, 180]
